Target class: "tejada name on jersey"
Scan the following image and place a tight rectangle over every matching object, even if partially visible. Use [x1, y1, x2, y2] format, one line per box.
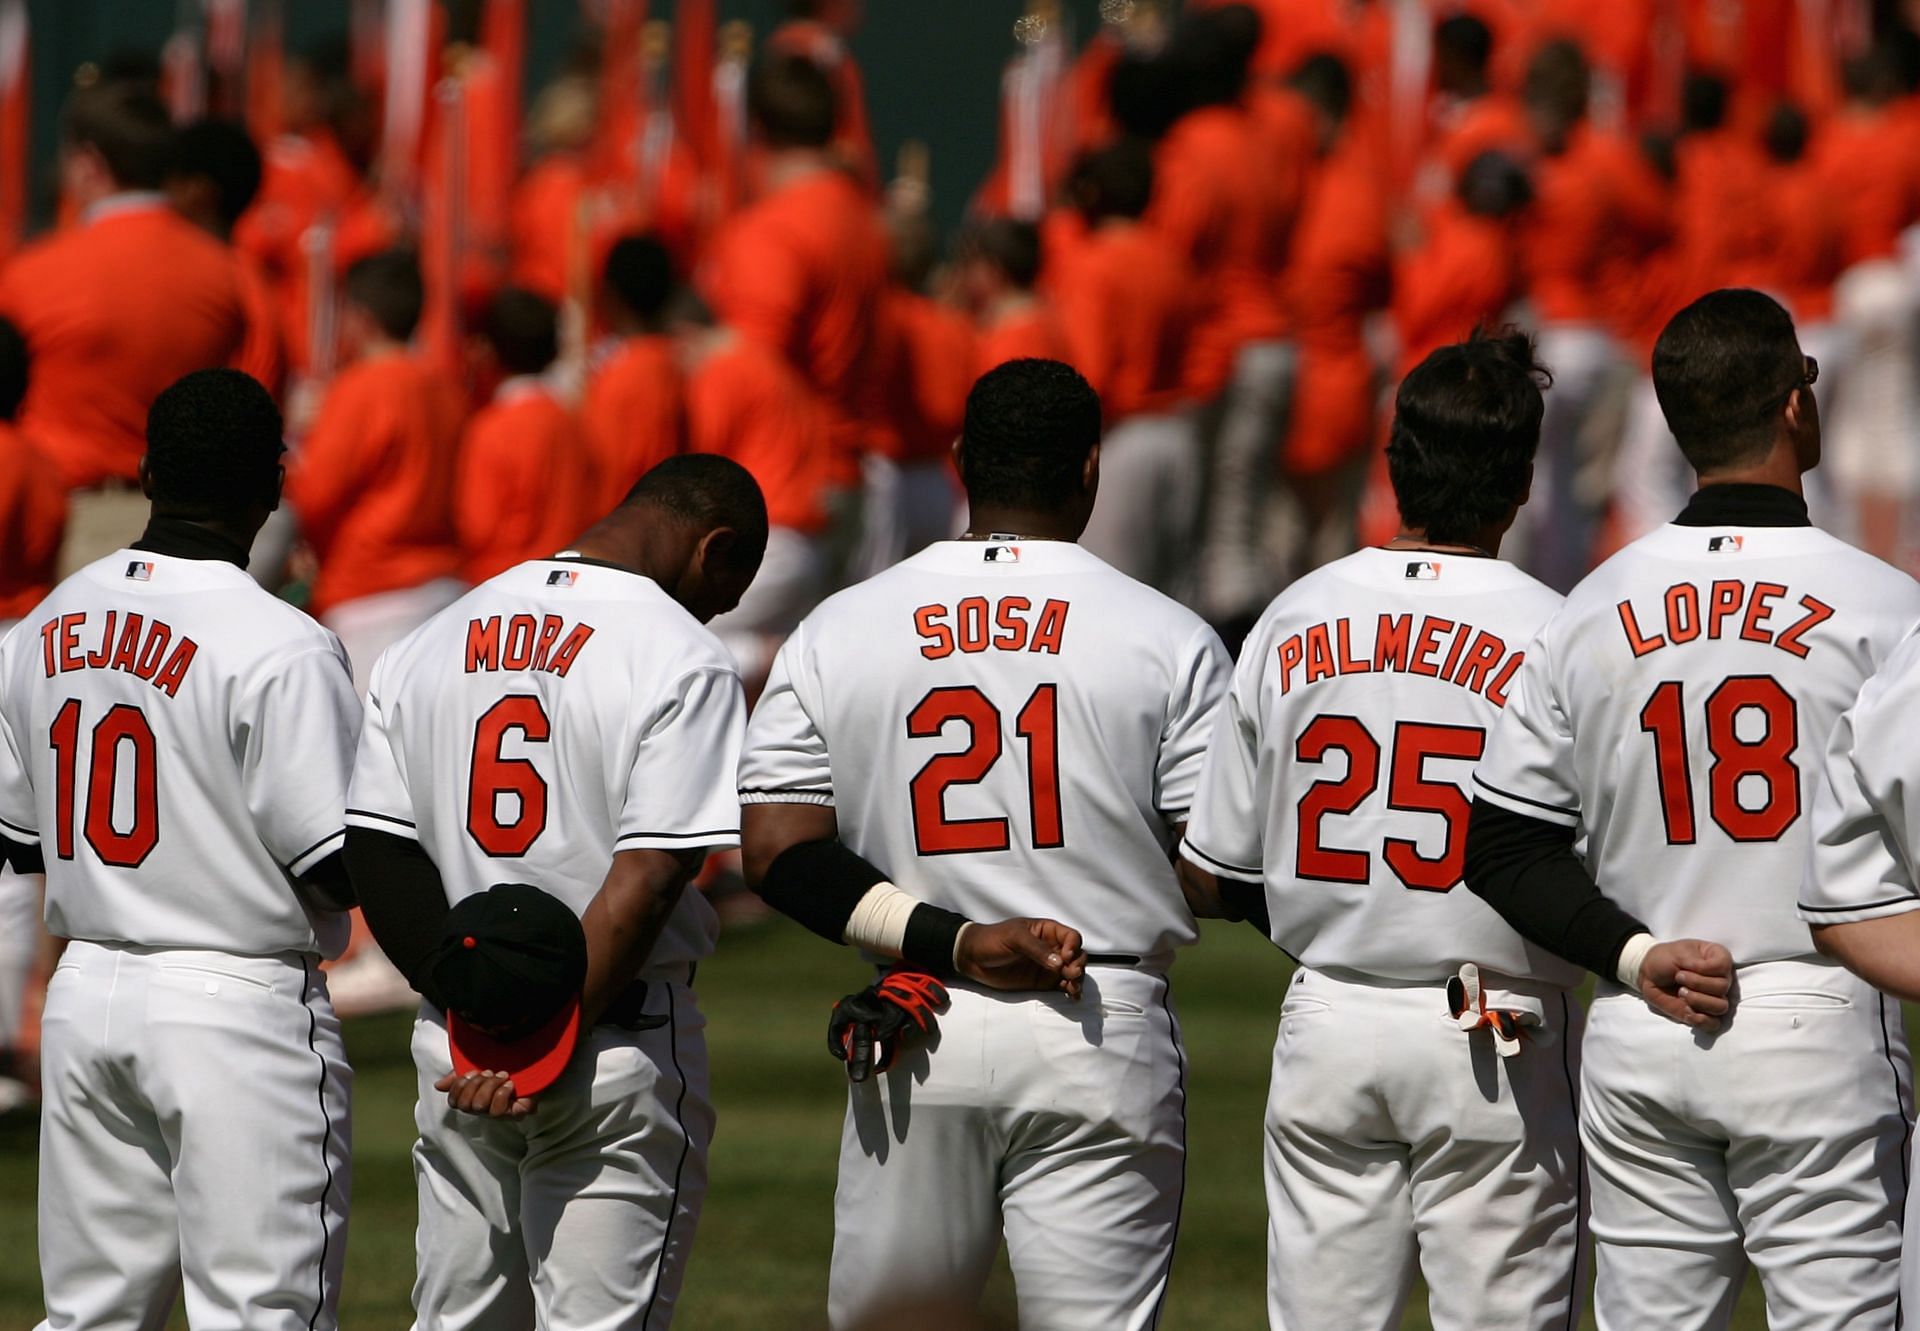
[38, 611, 199, 698]
[1275, 614, 1524, 705]
[1615, 578, 1834, 660]
[464, 614, 596, 676]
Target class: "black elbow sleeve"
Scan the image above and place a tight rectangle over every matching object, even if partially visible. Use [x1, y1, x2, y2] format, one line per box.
[1464, 798, 1647, 977]
[756, 838, 888, 944]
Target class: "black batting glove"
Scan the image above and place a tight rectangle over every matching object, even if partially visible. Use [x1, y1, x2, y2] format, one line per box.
[826, 970, 950, 1083]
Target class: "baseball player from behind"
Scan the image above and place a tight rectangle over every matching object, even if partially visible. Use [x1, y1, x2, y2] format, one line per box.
[1465, 289, 1920, 1330]
[1180, 332, 1586, 1331]
[0, 370, 360, 1330]
[343, 455, 765, 1331]
[740, 359, 1232, 1330]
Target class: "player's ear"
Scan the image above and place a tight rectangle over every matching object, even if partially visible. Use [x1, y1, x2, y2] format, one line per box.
[1517, 461, 1534, 508]
[950, 435, 966, 477]
[696, 526, 739, 575]
[1082, 441, 1101, 497]
[137, 456, 155, 501]
[272, 463, 287, 513]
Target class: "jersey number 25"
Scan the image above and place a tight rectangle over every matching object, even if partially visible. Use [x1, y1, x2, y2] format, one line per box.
[1295, 716, 1483, 892]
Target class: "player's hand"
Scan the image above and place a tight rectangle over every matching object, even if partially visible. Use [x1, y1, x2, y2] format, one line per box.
[829, 971, 950, 1082]
[1638, 939, 1734, 1030]
[435, 1069, 537, 1120]
[955, 919, 1086, 999]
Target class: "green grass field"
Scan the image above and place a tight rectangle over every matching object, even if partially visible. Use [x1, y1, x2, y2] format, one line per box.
[0, 920, 1784, 1329]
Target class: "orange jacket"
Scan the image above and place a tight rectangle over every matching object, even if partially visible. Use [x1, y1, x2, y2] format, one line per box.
[284, 352, 465, 614]
[1151, 104, 1294, 401]
[1052, 221, 1195, 422]
[1392, 205, 1520, 378]
[509, 153, 589, 305]
[0, 424, 68, 621]
[701, 168, 888, 483]
[975, 302, 1070, 377]
[455, 381, 598, 584]
[583, 334, 684, 511]
[875, 290, 976, 464]
[0, 199, 247, 488]
[685, 334, 832, 534]
[1814, 107, 1920, 271]
[1762, 157, 1844, 325]
[1521, 125, 1670, 329]
[232, 249, 289, 403]
[1673, 128, 1773, 297]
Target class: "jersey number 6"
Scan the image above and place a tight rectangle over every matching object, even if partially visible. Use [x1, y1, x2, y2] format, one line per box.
[906, 684, 1062, 856]
[468, 695, 551, 857]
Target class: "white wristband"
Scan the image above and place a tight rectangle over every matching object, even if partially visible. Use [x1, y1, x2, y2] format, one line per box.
[843, 881, 920, 958]
[1615, 932, 1658, 989]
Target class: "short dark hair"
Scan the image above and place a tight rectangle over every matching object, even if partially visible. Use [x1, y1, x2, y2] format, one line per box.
[1170, 7, 1256, 110]
[1070, 139, 1155, 224]
[1458, 150, 1532, 217]
[624, 454, 769, 570]
[481, 288, 560, 377]
[145, 369, 284, 518]
[64, 80, 175, 190]
[343, 250, 426, 342]
[0, 317, 27, 421]
[1652, 288, 1804, 474]
[1288, 52, 1353, 125]
[962, 218, 1043, 290]
[960, 359, 1102, 513]
[1682, 71, 1729, 133]
[1386, 331, 1550, 545]
[604, 234, 675, 324]
[1524, 39, 1590, 121]
[1434, 14, 1493, 74]
[1765, 100, 1810, 163]
[1108, 52, 1185, 141]
[748, 52, 837, 149]
[172, 119, 265, 230]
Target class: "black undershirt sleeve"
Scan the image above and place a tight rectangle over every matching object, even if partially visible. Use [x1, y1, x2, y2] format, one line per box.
[344, 827, 455, 1006]
[1218, 876, 1272, 936]
[757, 837, 971, 979]
[1463, 798, 1648, 978]
[295, 849, 357, 912]
[0, 833, 43, 876]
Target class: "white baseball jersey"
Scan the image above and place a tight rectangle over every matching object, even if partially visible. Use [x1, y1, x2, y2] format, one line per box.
[1475, 520, 1920, 964]
[0, 549, 360, 957]
[739, 539, 1231, 958]
[1803, 623, 1920, 926]
[1184, 548, 1581, 987]
[346, 556, 747, 972]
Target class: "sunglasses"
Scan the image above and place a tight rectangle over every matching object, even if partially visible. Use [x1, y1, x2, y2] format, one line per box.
[1760, 354, 1819, 414]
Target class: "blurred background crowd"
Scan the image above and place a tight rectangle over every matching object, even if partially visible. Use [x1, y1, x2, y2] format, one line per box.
[3, 0, 1920, 1061]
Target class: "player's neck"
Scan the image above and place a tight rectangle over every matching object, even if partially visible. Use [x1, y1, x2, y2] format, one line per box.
[1695, 451, 1805, 499]
[1387, 527, 1500, 559]
[961, 507, 1083, 544]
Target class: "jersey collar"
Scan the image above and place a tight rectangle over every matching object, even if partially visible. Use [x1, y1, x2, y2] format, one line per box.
[130, 517, 251, 569]
[1674, 483, 1810, 528]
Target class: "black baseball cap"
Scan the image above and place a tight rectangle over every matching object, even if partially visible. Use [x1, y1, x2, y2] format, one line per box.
[422, 883, 587, 1096]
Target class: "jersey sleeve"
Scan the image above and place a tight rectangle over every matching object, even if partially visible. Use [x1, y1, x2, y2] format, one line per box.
[616, 665, 748, 853]
[1181, 634, 1266, 881]
[737, 625, 835, 806]
[345, 658, 420, 842]
[0, 662, 38, 846]
[237, 640, 361, 875]
[1803, 653, 1920, 924]
[1471, 632, 1582, 828]
[1156, 623, 1233, 820]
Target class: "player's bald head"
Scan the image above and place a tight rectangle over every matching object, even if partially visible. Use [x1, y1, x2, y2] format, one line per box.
[623, 455, 769, 572]
[1653, 289, 1811, 476]
[143, 369, 285, 523]
[959, 359, 1102, 520]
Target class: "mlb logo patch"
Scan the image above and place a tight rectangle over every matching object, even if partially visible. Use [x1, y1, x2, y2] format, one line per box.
[984, 545, 1021, 564]
[125, 561, 153, 582]
[1708, 535, 1744, 554]
[546, 569, 577, 587]
[1405, 560, 1442, 581]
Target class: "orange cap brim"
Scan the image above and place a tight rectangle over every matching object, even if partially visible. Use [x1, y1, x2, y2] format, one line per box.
[447, 995, 582, 1097]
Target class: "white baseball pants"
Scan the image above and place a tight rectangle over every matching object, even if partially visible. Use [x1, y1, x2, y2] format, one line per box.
[321, 577, 466, 697]
[1198, 339, 1297, 623]
[827, 966, 1187, 1331]
[0, 860, 40, 1050]
[854, 456, 963, 583]
[1079, 411, 1204, 604]
[35, 941, 351, 1331]
[408, 977, 712, 1331]
[1584, 959, 1909, 1331]
[1263, 967, 1586, 1331]
[708, 525, 829, 690]
[1523, 325, 1624, 593]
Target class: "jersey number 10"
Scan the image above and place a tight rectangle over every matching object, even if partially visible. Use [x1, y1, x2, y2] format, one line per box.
[907, 684, 1062, 856]
[48, 699, 160, 868]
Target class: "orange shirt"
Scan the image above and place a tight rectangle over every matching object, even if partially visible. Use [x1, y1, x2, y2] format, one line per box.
[1673, 128, 1773, 298]
[1763, 158, 1844, 325]
[456, 381, 598, 584]
[583, 334, 684, 511]
[1150, 104, 1293, 401]
[1428, 93, 1530, 187]
[0, 424, 68, 621]
[0, 199, 247, 488]
[975, 302, 1070, 377]
[1285, 140, 1390, 476]
[1813, 108, 1920, 271]
[701, 168, 888, 481]
[285, 352, 465, 614]
[1392, 206, 1520, 377]
[232, 250, 288, 403]
[685, 335, 832, 534]
[510, 154, 589, 305]
[875, 290, 977, 464]
[1522, 125, 1670, 328]
[1052, 221, 1195, 422]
